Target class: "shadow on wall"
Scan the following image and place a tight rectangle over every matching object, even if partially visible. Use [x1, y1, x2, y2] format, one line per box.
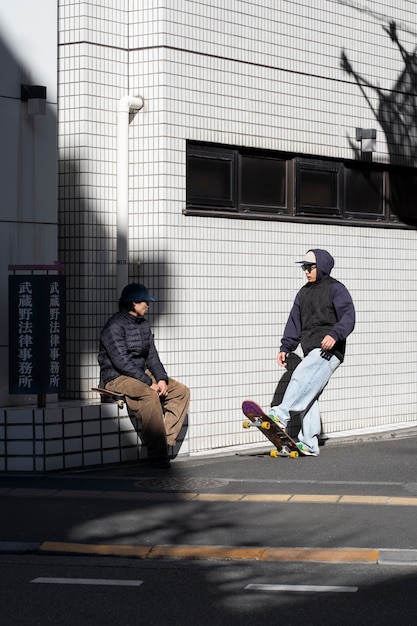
[58, 158, 170, 399]
[270, 352, 302, 439]
[0, 33, 54, 407]
[340, 19, 417, 227]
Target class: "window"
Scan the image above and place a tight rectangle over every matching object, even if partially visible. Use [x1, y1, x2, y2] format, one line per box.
[187, 146, 236, 208]
[240, 154, 287, 212]
[296, 159, 341, 216]
[186, 143, 290, 215]
[345, 165, 384, 219]
[185, 141, 411, 228]
[389, 169, 417, 224]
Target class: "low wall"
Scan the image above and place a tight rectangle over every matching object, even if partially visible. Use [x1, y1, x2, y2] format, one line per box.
[0, 401, 147, 472]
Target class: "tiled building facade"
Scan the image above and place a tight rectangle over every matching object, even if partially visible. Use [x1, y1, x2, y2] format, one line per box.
[1, 1, 417, 470]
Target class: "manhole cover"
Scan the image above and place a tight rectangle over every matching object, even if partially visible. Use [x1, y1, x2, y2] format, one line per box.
[133, 477, 229, 491]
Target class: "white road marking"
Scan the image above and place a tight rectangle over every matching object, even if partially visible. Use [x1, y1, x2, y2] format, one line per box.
[245, 583, 358, 593]
[31, 577, 143, 587]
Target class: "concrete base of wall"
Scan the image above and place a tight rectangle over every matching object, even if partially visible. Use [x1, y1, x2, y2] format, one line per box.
[0, 400, 188, 473]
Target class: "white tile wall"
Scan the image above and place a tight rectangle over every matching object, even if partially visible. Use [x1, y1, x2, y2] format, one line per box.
[52, 0, 417, 468]
[0, 401, 147, 472]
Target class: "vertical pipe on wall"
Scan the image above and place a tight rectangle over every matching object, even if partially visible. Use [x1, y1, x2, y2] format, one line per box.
[116, 95, 144, 297]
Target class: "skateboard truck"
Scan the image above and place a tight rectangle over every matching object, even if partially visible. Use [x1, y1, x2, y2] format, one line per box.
[243, 418, 271, 430]
[270, 445, 296, 458]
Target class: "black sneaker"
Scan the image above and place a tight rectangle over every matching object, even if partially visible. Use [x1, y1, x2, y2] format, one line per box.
[149, 457, 171, 469]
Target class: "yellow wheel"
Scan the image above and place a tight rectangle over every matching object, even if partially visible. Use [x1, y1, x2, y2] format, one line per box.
[261, 421, 271, 430]
[117, 400, 125, 409]
[270, 450, 279, 458]
[242, 421, 251, 429]
[290, 451, 299, 458]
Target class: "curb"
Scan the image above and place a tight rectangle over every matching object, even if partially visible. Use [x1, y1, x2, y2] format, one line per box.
[2, 541, 417, 566]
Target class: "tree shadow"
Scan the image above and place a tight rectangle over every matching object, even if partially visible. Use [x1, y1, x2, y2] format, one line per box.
[340, 20, 417, 226]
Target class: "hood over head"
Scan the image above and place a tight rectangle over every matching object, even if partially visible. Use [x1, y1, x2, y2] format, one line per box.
[309, 249, 334, 280]
[296, 249, 334, 281]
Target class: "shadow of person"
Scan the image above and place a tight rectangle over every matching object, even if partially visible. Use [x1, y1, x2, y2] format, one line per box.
[270, 352, 302, 438]
[169, 414, 189, 459]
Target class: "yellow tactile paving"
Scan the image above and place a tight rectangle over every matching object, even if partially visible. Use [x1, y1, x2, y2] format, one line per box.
[289, 494, 341, 503]
[387, 497, 417, 506]
[191, 493, 245, 501]
[241, 494, 292, 502]
[339, 495, 391, 505]
[3, 488, 417, 507]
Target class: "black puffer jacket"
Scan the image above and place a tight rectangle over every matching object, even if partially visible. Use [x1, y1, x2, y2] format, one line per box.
[98, 310, 168, 386]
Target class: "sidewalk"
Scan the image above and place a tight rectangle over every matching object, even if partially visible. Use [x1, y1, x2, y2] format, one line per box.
[2, 429, 417, 565]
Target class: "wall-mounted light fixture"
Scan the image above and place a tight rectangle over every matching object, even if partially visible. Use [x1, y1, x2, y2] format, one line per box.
[21, 84, 47, 115]
[355, 128, 377, 153]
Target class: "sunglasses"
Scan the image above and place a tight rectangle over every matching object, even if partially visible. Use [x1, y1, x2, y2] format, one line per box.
[301, 264, 317, 272]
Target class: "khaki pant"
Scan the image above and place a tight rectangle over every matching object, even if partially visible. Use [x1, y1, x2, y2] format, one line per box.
[105, 373, 190, 459]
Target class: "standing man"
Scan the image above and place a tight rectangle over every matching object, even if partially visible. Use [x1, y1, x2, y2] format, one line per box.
[98, 283, 190, 469]
[269, 250, 355, 456]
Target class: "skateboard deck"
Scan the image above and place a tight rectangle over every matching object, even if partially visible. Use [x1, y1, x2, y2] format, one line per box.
[242, 399, 301, 458]
[92, 387, 125, 408]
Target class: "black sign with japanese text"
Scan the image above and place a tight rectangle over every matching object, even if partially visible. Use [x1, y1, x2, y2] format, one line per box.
[9, 275, 66, 394]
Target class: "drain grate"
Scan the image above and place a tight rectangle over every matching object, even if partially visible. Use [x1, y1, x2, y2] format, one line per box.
[133, 477, 229, 491]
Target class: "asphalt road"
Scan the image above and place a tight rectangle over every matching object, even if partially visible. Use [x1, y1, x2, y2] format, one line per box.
[1, 433, 417, 624]
[1, 554, 417, 625]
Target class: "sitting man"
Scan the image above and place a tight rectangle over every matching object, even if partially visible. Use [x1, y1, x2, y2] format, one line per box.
[98, 283, 190, 469]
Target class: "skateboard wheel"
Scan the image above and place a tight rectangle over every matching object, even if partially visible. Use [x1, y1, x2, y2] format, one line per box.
[117, 400, 125, 409]
[270, 450, 279, 458]
[290, 451, 299, 458]
[242, 421, 251, 429]
[261, 421, 271, 430]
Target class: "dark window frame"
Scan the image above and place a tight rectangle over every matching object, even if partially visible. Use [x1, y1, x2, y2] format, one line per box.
[238, 152, 289, 214]
[343, 163, 386, 222]
[186, 145, 237, 209]
[295, 158, 342, 217]
[388, 167, 417, 225]
[185, 141, 414, 229]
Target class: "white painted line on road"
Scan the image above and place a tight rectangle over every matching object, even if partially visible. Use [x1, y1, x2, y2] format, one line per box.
[31, 577, 143, 587]
[245, 583, 358, 593]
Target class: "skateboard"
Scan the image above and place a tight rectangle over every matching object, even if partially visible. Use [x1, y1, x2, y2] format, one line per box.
[92, 387, 125, 408]
[242, 399, 300, 458]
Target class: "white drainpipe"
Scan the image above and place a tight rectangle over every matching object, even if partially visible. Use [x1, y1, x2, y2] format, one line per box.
[116, 95, 144, 297]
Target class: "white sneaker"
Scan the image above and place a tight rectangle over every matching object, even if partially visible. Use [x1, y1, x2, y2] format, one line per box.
[297, 442, 318, 457]
[268, 414, 287, 431]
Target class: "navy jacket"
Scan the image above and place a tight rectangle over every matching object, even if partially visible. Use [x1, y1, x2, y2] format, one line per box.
[280, 249, 355, 362]
[98, 310, 168, 386]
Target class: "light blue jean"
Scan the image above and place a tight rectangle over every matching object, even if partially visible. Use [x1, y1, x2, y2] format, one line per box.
[269, 348, 341, 455]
